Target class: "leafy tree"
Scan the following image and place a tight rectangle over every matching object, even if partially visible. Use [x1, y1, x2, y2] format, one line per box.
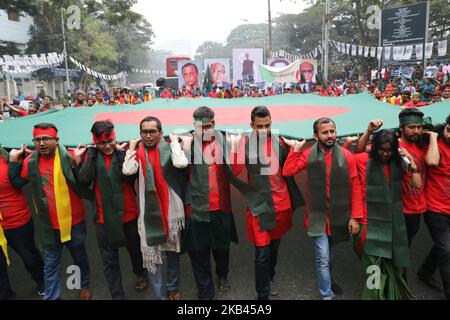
[195, 41, 227, 60]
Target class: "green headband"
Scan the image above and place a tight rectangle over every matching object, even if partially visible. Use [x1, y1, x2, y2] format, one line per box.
[400, 115, 424, 126]
[194, 117, 214, 123]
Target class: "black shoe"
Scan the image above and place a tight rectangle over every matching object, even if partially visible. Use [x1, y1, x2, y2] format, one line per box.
[417, 270, 443, 292]
[270, 281, 280, 296]
[331, 281, 343, 295]
[217, 278, 231, 294]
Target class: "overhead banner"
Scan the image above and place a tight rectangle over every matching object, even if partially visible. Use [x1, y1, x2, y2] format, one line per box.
[260, 59, 317, 84]
[204, 59, 231, 89]
[233, 48, 264, 85]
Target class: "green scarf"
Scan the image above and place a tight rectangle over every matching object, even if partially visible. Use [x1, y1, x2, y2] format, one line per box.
[28, 144, 87, 250]
[307, 142, 350, 243]
[139, 141, 190, 246]
[95, 153, 126, 249]
[240, 132, 304, 231]
[0, 145, 9, 163]
[364, 159, 409, 268]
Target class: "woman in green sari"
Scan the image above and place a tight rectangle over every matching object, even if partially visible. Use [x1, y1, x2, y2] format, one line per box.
[354, 129, 422, 300]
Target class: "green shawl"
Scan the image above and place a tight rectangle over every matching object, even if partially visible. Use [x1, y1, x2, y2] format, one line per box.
[95, 153, 126, 249]
[307, 142, 350, 243]
[364, 159, 409, 268]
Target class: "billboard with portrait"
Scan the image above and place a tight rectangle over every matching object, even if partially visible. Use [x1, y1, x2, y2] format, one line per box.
[233, 48, 264, 84]
[204, 59, 231, 89]
[260, 59, 317, 84]
[178, 60, 203, 92]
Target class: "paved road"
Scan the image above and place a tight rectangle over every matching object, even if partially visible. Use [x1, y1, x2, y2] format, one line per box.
[7, 175, 445, 300]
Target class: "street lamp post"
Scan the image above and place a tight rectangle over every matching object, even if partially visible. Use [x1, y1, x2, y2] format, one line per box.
[268, 0, 273, 59]
[61, 8, 71, 98]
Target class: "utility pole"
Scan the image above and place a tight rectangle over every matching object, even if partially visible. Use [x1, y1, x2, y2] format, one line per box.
[268, 0, 273, 59]
[323, 0, 331, 82]
[61, 8, 71, 98]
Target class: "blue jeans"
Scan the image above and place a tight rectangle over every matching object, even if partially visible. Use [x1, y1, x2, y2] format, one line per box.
[148, 251, 180, 300]
[42, 222, 90, 300]
[313, 234, 335, 300]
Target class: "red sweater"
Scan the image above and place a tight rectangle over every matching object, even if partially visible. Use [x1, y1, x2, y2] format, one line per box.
[282, 146, 363, 236]
[21, 150, 85, 230]
[0, 157, 32, 230]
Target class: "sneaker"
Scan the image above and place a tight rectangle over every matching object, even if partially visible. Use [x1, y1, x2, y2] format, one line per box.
[270, 281, 279, 296]
[331, 281, 343, 295]
[417, 270, 443, 292]
[167, 290, 182, 300]
[217, 278, 231, 294]
[79, 288, 92, 300]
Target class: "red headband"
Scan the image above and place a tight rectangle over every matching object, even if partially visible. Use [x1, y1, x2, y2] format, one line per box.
[93, 130, 116, 144]
[33, 128, 58, 138]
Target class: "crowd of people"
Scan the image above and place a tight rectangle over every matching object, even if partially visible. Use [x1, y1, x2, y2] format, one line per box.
[1, 62, 448, 121]
[1, 104, 449, 301]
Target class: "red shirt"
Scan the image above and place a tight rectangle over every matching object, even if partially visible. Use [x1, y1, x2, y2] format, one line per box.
[0, 157, 31, 230]
[399, 140, 428, 214]
[161, 92, 173, 99]
[19, 109, 28, 117]
[94, 154, 139, 224]
[426, 139, 450, 214]
[193, 139, 231, 213]
[147, 148, 170, 236]
[231, 137, 293, 246]
[355, 153, 394, 225]
[403, 101, 429, 108]
[282, 146, 363, 236]
[21, 150, 85, 230]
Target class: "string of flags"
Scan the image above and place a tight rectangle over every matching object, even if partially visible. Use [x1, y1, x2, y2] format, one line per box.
[131, 69, 165, 75]
[69, 56, 127, 81]
[331, 39, 448, 60]
[0, 52, 64, 74]
[272, 44, 322, 61]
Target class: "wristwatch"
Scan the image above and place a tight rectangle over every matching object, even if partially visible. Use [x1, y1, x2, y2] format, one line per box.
[410, 167, 420, 174]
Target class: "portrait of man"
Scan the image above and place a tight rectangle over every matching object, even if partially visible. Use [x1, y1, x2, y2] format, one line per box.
[181, 62, 200, 92]
[242, 52, 255, 83]
[210, 62, 230, 88]
[300, 61, 315, 85]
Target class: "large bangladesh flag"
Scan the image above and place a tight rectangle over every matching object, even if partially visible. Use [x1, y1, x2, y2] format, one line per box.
[0, 93, 448, 148]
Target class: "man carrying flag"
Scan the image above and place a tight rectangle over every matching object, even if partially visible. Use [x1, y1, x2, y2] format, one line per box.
[229, 106, 305, 300]
[122, 116, 190, 300]
[8, 123, 92, 300]
[282, 117, 363, 300]
[76, 121, 148, 300]
[0, 144, 44, 298]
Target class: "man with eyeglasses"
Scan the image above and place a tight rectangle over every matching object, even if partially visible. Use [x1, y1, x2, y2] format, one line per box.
[122, 116, 189, 300]
[228, 106, 304, 300]
[76, 121, 148, 300]
[8, 123, 92, 300]
[299, 61, 316, 93]
[210, 63, 229, 89]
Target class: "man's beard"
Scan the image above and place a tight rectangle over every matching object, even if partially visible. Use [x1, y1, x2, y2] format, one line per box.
[319, 138, 336, 149]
